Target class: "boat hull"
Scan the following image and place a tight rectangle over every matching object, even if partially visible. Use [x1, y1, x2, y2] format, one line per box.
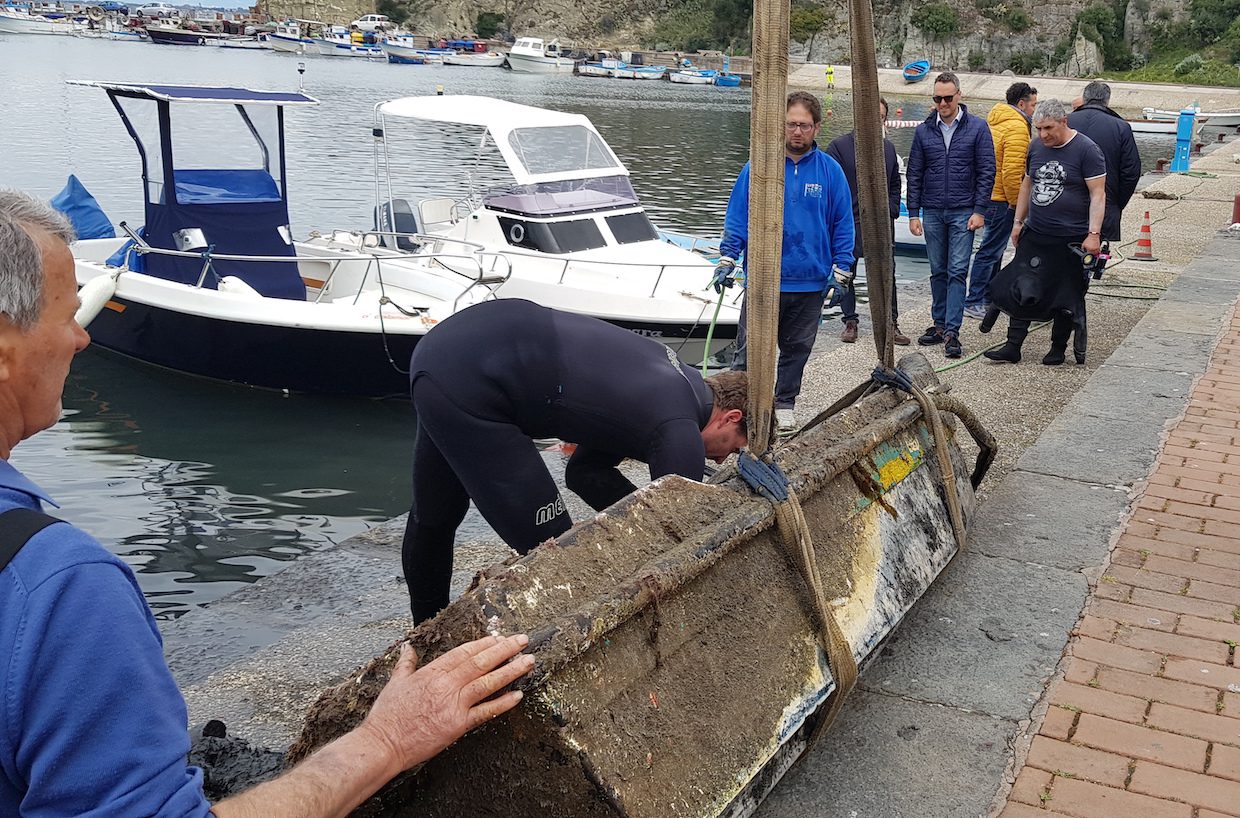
[147, 26, 233, 46]
[290, 352, 977, 816]
[268, 32, 309, 53]
[0, 11, 81, 34]
[902, 59, 930, 82]
[505, 52, 575, 73]
[442, 52, 505, 66]
[669, 70, 715, 84]
[313, 37, 383, 58]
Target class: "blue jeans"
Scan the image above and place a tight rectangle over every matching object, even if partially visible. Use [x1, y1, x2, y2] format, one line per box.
[965, 201, 1015, 310]
[922, 207, 975, 335]
[732, 289, 827, 410]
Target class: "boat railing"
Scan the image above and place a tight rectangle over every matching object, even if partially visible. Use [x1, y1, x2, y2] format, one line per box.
[482, 246, 713, 298]
[125, 239, 512, 309]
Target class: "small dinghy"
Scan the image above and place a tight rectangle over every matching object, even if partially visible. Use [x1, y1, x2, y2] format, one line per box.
[902, 59, 930, 82]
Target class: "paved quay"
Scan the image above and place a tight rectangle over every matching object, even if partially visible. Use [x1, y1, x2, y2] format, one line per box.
[166, 137, 1240, 813]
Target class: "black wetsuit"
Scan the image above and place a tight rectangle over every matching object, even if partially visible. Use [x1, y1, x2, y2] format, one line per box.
[402, 299, 715, 621]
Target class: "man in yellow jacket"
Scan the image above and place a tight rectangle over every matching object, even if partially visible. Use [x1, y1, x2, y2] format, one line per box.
[963, 82, 1037, 320]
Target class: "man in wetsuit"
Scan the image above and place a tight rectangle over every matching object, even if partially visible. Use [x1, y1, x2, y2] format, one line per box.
[402, 299, 750, 622]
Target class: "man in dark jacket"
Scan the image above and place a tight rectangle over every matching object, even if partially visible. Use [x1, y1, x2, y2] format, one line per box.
[906, 71, 996, 359]
[1067, 81, 1141, 242]
[825, 98, 909, 346]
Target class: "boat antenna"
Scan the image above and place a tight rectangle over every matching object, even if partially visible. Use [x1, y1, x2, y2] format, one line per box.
[297, 61, 306, 92]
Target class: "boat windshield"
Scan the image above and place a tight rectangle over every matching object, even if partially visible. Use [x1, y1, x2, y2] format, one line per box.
[483, 176, 639, 217]
[506, 125, 620, 177]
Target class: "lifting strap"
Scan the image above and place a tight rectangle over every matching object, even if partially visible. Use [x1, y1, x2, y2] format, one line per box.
[0, 509, 61, 575]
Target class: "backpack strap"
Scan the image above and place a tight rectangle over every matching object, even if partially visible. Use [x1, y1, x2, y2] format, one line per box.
[0, 509, 61, 575]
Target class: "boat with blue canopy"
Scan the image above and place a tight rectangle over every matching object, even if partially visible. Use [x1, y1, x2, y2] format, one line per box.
[67, 81, 510, 398]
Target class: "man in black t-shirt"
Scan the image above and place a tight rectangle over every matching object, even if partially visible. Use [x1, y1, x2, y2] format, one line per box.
[984, 98, 1106, 366]
[401, 299, 751, 623]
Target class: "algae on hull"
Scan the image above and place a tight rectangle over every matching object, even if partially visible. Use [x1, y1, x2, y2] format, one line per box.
[289, 354, 979, 817]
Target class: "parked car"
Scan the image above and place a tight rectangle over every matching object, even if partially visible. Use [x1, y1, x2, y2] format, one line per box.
[136, 2, 177, 18]
[351, 13, 391, 32]
[99, 1, 129, 13]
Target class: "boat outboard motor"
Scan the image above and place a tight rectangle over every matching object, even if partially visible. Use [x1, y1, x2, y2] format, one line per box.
[374, 199, 420, 251]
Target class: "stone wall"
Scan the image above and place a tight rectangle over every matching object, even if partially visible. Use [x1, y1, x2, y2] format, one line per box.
[257, 0, 375, 27]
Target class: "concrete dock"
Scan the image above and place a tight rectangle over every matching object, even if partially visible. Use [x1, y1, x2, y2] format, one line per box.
[166, 135, 1240, 814]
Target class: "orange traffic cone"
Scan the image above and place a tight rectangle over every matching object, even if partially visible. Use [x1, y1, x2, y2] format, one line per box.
[1132, 211, 1158, 261]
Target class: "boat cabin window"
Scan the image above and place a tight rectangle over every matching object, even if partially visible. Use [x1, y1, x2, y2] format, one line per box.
[605, 212, 658, 244]
[507, 125, 619, 176]
[498, 216, 606, 254]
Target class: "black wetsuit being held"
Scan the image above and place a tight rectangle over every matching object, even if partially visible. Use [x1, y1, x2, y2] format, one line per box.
[402, 299, 716, 622]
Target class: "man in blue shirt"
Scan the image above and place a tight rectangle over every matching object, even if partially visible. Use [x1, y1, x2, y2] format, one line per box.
[0, 190, 532, 817]
[714, 90, 855, 433]
[906, 71, 996, 359]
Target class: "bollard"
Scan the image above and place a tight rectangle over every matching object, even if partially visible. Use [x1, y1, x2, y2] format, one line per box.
[1193, 142, 1205, 155]
[1170, 108, 1195, 173]
[1155, 158, 1170, 173]
[1221, 132, 1228, 144]
[1233, 193, 1240, 226]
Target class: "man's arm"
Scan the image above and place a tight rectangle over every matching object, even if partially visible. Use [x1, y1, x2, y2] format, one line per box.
[213, 635, 533, 818]
[885, 142, 902, 221]
[1011, 174, 1032, 246]
[905, 129, 924, 220]
[1116, 131, 1141, 210]
[826, 160, 856, 269]
[1084, 174, 1106, 254]
[718, 166, 751, 264]
[565, 446, 635, 511]
[970, 124, 996, 228]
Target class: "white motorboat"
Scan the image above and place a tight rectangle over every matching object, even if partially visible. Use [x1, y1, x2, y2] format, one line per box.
[0, 7, 82, 34]
[217, 35, 270, 50]
[577, 61, 613, 77]
[613, 65, 667, 80]
[1126, 118, 1185, 135]
[268, 18, 322, 53]
[381, 38, 435, 64]
[1142, 106, 1240, 127]
[669, 68, 718, 84]
[349, 94, 738, 364]
[312, 32, 383, 58]
[67, 81, 507, 398]
[442, 50, 505, 67]
[505, 36, 576, 73]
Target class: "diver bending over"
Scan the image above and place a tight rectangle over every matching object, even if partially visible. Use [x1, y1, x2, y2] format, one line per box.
[402, 299, 750, 623]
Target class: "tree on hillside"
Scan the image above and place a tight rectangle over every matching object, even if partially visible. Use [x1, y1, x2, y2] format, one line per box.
[790, 1, 829, 53]
[711, 0, 751, 51]
[910, 2, 958, 65]
[1189, 0, 1240, 42]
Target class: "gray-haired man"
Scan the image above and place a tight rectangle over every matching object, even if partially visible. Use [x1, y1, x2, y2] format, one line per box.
[1067, 81, 1140, 242]
[0, 189, 532, 817]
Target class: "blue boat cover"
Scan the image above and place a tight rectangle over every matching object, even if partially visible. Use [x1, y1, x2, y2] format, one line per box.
[140, 169, 304, 300]
[49, 175, 116, 240]
[105, 233, 147, 273]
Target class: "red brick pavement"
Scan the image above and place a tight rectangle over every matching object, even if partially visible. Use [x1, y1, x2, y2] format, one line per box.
[999, 312, 1240, 818]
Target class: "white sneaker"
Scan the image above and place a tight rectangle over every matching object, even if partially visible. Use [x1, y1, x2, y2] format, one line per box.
[776, 408, 797, 434]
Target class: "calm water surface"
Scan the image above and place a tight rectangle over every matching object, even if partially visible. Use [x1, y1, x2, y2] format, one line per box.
[0, 36, 1178, 616]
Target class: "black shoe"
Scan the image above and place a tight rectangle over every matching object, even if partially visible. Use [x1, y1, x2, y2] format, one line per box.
[1074, 349, 1086, 365]
[943, 332, 962, 359]
[1042, 347, 1066, 366]
[983, 342, 1022, 363]
[917, 325, 944, 345]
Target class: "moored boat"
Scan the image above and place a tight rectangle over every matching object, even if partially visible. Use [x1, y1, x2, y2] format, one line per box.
[312, 31, 383, 58]
[1142, 106, 1239, 127]
[380, 39, 432, 64]
[669, 68, 717, 84]
[67, 80, 505, 398]
[902, 58, 930, 82]
[268, 18, 322, 53]
[505, 36, 576, 73]
[442, 50, 505, 66]
[146, 23, 236, 46]
[0, 6, 82, 34]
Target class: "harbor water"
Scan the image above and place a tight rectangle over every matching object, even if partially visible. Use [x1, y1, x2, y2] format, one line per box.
[0, 35, 1182, 616]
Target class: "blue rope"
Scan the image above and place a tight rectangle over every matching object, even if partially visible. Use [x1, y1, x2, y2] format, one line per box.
[737, 450, 790, 503]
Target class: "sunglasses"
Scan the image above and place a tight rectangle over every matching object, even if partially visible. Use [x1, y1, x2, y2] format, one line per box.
[932, 94, 957, 104]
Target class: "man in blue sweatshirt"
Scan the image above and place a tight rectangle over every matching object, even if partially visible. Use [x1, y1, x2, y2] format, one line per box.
[714, 90, 855, 433]
[906, 71, 996, 359]
[0, 191, 531, 818]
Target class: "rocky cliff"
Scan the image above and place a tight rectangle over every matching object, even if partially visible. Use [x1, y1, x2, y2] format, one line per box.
[370, 0, 1178, 76]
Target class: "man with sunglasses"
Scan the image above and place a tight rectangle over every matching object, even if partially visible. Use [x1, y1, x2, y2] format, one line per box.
[906, 71, 996, 359]
[714, 90, 855, 434]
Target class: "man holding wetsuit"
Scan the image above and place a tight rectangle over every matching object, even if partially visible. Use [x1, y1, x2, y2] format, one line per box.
[402, 299, 750, 623]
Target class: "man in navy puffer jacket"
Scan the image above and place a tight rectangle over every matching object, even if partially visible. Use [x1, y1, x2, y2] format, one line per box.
[906, 71, 996, 359]
[716, 90, 855, 433]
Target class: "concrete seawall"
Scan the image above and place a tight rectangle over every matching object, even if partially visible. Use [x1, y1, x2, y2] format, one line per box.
[789, 63, 1240, 112]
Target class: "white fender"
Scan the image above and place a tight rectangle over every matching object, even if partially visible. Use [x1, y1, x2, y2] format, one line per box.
[217, 276, 263, 299]
[75, 273, 119, 328]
